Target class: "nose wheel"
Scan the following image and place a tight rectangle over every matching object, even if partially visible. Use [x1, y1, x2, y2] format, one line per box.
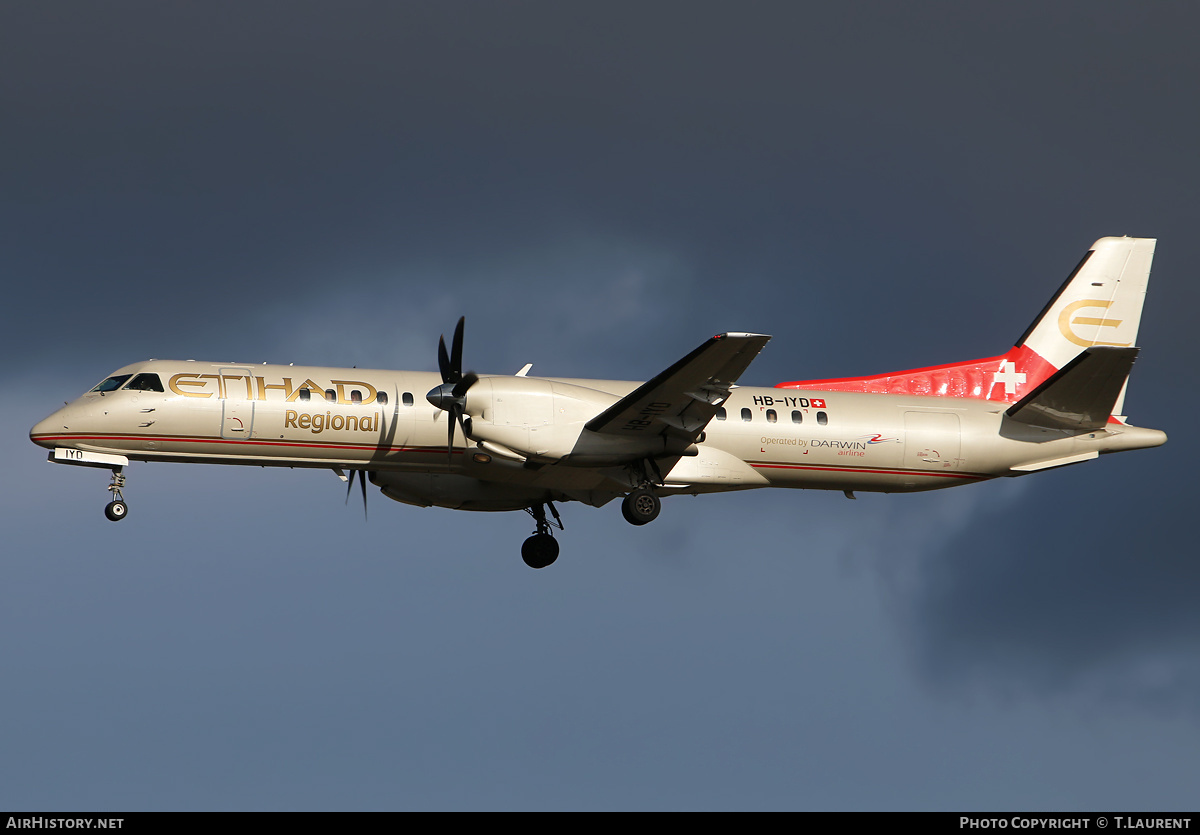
[522, 502, 563, 568]
[104, 468, 129, 522]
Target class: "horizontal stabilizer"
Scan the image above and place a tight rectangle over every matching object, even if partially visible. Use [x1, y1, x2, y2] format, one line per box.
[1005, 346, 1138, 431]
[1010, 451, 1099, 472]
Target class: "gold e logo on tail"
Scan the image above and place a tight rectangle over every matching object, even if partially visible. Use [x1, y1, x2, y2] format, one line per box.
[1058, 299, 1133, 348]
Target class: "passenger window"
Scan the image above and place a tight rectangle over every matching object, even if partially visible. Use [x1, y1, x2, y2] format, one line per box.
[325, 389, 336, 403]
[376, 392, 388, 405]
[90, 375, 132, 393]
[766, 409, 777, 424]
[298, 388, 311, 402]
[402, 392, 414, 407]
[715, 407, 726, 421]
[351, 390, 362, 404]
[740, 408, 752, 422]
[817, 411, 828, 425]
[791, 410, 803, 424]
[124, 373, 164, 392]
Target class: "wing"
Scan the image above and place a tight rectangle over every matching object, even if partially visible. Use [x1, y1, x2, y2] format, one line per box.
[585, 332, 771, 443]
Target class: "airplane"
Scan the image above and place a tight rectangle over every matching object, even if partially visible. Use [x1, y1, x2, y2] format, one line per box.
[30, 236, 1167, 568]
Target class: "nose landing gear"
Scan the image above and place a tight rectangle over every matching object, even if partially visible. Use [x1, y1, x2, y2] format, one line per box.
[104, 468, 128, 522]
[522, 502, 563, 569]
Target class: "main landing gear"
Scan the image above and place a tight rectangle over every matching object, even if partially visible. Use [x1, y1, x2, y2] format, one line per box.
[621, 486, 661, 526]
[104, 467, 128, 522]
[621, 460, 663, 526]
[522, 502, 563, 569]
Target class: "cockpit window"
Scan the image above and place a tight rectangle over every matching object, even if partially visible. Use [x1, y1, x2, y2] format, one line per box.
[90, 375, 132, 393]
[124, 373, 164, 392]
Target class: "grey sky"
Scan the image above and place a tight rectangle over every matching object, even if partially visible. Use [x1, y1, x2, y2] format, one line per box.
[2, 2, 1197, 810]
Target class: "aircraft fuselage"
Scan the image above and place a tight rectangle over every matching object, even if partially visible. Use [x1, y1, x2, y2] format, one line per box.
[29, 358, 1165, 512]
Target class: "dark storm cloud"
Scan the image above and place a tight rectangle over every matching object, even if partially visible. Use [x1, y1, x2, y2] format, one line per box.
[893, 452, 1200, 709]
[7, 3, 1197, 369]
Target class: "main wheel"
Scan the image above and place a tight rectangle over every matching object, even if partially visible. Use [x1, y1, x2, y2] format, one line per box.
[621, 488, 660, 526]
[104, 500, 128, 522]
[521, 533, 560, 569]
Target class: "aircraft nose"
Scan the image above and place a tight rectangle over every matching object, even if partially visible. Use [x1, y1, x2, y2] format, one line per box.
[30, 408, 67, 449]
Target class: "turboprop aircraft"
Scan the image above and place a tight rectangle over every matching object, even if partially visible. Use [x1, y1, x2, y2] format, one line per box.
[30, 236, 1167, 568]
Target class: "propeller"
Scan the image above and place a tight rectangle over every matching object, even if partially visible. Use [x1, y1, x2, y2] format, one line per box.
[345, 469, 368, 520]
[427, 316, 479, 462]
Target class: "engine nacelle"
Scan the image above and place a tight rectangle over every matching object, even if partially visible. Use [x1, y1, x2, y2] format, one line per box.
[462, 376, 673, 464]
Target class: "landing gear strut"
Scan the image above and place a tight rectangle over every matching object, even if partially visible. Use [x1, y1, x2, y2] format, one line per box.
[104, 467, 128, 522]
[522, 502, 563, 569]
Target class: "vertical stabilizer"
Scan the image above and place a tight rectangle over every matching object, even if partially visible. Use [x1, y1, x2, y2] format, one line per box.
[1016, 237, 1154, 417]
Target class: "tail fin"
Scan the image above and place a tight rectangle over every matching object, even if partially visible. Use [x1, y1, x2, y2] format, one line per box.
[1012, 236, 1154, 417]
[776, 237, 1156, 418]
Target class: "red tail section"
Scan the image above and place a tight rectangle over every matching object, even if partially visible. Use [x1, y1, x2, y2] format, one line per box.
[775, 237, 1156, 421]
[775, 344, 1056, 406]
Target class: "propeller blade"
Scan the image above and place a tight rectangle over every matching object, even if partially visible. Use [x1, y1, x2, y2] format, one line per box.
[446, 404, 458, 464]
[359, 469, 368, 521]
[454, 410, 469, 452]
[437, 335, 455, 384]
[450, 316, 465, 381]
[451, 370, 478, 399]
[345, 470, 368, 520]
